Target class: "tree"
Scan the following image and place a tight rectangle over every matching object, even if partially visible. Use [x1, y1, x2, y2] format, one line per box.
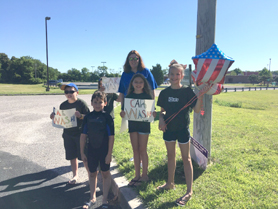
[151, 64, 164, 86]
[233, 68, 243, 75]
[162, 68, 169, 76]
[248, 74, 258, 85]
[81, 67, 91, 82]
[259, 67, 272, 85]
[97, 66, 108, 77]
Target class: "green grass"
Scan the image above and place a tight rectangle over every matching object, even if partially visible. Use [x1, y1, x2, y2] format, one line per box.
[0, 83, 96, 95]
[113, 90, 278, 209]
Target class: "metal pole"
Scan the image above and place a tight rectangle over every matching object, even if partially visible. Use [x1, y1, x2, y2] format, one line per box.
[101, 62, 106, 67]
[45, 17, 51, 91]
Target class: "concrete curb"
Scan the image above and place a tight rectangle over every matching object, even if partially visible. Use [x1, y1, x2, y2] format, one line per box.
[110, 158, 146, 209]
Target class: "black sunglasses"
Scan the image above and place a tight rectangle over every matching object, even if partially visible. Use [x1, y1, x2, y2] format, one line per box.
[64, 90, 76, 94]
[129, 57, 139, 61]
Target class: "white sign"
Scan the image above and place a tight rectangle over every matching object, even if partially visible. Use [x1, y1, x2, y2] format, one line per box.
[52, 107, 77, 129]
[190, 136, 208, 169]
[124, 98, 155, 122]
[102, 77, 121, 93]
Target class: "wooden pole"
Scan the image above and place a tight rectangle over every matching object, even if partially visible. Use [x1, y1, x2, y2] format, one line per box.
[193, 0, 217, 165]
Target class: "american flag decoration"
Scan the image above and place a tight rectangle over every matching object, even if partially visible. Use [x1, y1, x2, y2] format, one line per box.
[192, 44, 234, 95]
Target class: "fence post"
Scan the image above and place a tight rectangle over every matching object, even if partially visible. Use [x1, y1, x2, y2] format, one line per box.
[225, 88, 227, 92]
[242, 88, 244, 91]
[255, 87, 256, 91]
[260, 87, 262, 90]
[249, 87, 251, 91]
[235, 88, 236, 92]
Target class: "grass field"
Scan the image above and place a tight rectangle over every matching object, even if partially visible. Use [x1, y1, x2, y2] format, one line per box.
[0, 84, 96, 95]
[112, 91, 278, 209]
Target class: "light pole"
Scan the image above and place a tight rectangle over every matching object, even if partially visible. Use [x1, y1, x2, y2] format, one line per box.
[45, 16, 51, 91]
[91, 66, 95, 71]
[269, 58, 271, 71]
[101, 62, 106, 67]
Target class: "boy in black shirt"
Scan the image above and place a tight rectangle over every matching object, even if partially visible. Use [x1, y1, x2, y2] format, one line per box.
[80, 91, 115, 209]
[50, 83, 90, 185]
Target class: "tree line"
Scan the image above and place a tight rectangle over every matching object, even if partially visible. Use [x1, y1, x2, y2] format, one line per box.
[0, 53, 166, 85]
[229, 68, 278, 85]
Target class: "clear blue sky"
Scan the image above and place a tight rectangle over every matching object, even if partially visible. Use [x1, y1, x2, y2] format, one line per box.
[1, 0, 277, 74]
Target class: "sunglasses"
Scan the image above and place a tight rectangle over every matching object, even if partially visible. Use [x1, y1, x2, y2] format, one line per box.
[64, 90, 76, 94]
[129, 57, 139, 61]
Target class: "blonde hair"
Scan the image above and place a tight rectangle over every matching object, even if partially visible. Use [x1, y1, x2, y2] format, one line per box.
[168, 59, 187, 75]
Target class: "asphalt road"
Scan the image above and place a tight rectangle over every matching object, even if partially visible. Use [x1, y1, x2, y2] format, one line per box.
[0, 95, 120, 209]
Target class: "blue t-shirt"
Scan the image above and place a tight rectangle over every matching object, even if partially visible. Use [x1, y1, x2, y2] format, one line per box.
[118, 68, 158, 96]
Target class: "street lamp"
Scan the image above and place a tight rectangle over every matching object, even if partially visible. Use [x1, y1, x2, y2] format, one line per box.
[45, 16, 51, 91]
[101, 62, 106, 67]
[91, 66, 95, 71]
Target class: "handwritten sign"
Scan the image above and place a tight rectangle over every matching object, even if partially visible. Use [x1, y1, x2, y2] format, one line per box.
[124, 98, 155, 122]
[102, 77, 121, 93]
[52, 108, 77, 129]
[190, 136, 208, 169]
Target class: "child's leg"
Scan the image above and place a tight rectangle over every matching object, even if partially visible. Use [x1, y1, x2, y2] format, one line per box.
[70, 158, 78, 179]
[101, 170, 111, 204]
[129, 132, 141, 180]
[88, 171, 98, 202]
[138, 134, 149, 180]
[178, 142, 193, 201]
[157, 141, 176, 190]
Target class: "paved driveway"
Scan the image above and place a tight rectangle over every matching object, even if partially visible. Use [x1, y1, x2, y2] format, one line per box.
[0, 95, 120, 209]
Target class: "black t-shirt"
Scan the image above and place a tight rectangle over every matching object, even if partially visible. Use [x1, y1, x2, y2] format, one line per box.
[157, 86, 197, 131]
[124, 92, 153, 133]
[81, 111, 114, 150]
[104, 93, 118, 119]
[60, 98, 90, 135]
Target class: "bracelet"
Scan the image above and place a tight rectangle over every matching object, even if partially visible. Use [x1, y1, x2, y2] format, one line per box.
[79, 114, 84, 120]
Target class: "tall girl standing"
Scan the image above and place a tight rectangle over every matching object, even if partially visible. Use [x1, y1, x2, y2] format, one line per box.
[120, 74, 156, 187]
[156, 60, 210, 206]
[118, 50, 157, 110]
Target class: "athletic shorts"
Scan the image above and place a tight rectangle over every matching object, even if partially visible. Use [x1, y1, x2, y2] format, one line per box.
[87, 146, 110, 173]
[62, 132, 81, 160]
[163, 128, 190, 144]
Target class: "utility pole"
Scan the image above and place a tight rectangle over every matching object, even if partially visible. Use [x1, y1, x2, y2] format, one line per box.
[193, 0, 217, 164]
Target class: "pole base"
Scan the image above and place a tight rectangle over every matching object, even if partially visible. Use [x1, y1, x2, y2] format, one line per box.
[46, 87, 50, 91]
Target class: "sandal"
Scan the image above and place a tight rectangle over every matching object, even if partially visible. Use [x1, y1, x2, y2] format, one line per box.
[175, 194, 192, 207]
[156, 183, 175, 190]
[128, 178, 139, 187]
[67, 177, 78, 185]
[82, 200, 96, 209]
[101, 203, 109, 208]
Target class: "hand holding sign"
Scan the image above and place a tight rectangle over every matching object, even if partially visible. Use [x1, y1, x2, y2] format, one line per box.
[52, 108, 77, 129]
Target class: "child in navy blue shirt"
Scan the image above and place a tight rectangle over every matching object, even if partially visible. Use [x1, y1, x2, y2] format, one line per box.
[80, 91, 115, 209]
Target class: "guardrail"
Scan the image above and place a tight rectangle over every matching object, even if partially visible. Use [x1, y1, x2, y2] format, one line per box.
[223, 86, 277, 92]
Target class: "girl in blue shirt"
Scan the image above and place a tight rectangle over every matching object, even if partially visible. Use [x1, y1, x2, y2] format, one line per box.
[118, 50, 157, 115]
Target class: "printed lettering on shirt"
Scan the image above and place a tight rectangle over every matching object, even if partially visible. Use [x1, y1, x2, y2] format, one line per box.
[168, 97, 179, 102]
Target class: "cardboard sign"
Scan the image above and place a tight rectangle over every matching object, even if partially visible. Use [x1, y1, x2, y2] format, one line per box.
[190, 136, 208, 169]
[102, 77, 121, 93]
[124, 98, 155, 122]
[52, 107, 77, 129]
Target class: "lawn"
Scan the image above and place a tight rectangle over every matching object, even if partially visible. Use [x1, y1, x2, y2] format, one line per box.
[0, 84, 96, 95]
[112, 90, 278, 209]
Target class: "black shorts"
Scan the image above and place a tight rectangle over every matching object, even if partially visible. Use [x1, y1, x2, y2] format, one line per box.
[87, 146, 110, 173]
[163, 128, 190, 144]
[62, 132, 81, 160]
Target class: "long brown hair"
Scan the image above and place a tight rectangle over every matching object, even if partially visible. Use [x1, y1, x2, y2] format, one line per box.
[123, 50, 146, 73]
[127, 74, 152, 97]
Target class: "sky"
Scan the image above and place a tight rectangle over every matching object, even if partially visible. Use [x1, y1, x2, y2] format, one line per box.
[1, 0, 277, 74]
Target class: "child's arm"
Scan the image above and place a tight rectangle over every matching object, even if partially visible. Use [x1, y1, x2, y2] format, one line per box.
[193, 84, 212, 113]
[159, 107, 167, 132]
[105, 135, 115, 164]
[80, 133, 87, 163]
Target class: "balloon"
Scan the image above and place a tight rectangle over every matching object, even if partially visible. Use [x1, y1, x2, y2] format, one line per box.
[191, 43, 234, 95]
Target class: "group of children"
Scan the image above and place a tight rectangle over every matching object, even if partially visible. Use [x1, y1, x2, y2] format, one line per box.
[50, 60, 210, 208]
